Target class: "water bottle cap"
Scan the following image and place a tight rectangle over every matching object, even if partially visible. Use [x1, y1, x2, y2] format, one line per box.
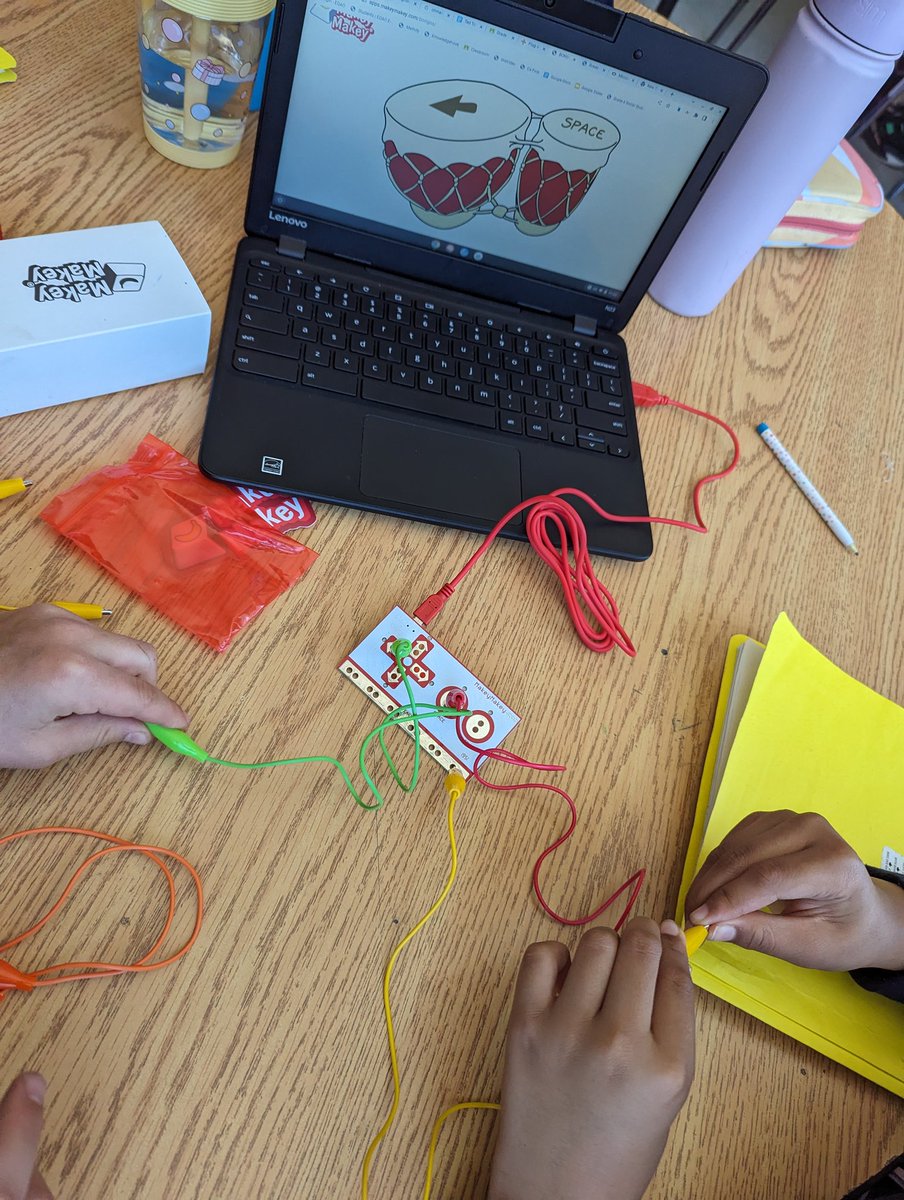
[813, 0, 904, 56]
[172, 0, 275, 21]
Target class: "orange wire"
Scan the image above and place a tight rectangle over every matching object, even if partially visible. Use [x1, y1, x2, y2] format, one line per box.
[0, 826, 203, 998]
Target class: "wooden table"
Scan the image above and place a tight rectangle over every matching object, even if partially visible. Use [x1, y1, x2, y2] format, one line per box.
[1, 4, 902, 1197]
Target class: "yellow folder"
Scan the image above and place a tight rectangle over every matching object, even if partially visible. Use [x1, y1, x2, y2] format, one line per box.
[0, 45, 16, 84]
[678, 612, 904, 1097]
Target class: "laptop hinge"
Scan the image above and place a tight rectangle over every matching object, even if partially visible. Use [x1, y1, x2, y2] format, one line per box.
[278, 235, 307, 260]
[573, 314, 597, 338]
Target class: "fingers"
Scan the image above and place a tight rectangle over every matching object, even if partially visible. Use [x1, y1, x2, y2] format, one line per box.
[62, 659, 188, 729]
[691, 845, 862, 928]
[0, 604, 187, 768]
[652, 921, 695, 1067]
[685, 811, 803, 917]
[27, 1168, 53, 1200]
[24, 606, 159, 686]
[706, 909, 839, 966]
[509, 942, 570, 1022]
[3, 603, 186, 728]
[686, 812, 849, 924]
[73, 627, 159, 687]
[596, 918, 663, 1033]
[554, 927, 618, 1021]
[25, 714, 158, 765]
[0, 1074, 46, 1200]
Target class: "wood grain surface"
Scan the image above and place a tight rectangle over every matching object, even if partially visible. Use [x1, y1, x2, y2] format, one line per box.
[1, 2, 903, 1197]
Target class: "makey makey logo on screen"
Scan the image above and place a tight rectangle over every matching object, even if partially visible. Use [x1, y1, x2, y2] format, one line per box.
[328, 9, 375, 42]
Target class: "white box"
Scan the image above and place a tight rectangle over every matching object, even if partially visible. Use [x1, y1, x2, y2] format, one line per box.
[0, 221, 210, 418]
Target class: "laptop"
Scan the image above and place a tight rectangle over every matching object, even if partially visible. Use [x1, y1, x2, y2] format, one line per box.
[200, 0, 766, 558]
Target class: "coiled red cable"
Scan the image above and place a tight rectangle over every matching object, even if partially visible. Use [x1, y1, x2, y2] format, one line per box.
[415, 385, 740, 654]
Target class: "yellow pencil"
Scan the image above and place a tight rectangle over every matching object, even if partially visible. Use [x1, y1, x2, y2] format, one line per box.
[0, 477, 31, 500]
[0, 602, 111, 620]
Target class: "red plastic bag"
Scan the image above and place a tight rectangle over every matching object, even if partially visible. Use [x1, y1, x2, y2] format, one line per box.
[41, 434, 317, 651]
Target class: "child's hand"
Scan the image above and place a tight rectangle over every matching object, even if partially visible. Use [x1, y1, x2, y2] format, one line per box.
[488, 919, 695, 1200]
[0, 1073, 52, 1199]
[685, 810, 904, 972]
[0, 604, 188, 768]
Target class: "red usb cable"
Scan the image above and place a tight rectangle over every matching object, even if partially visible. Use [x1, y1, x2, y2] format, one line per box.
[414, 384, 741, 654]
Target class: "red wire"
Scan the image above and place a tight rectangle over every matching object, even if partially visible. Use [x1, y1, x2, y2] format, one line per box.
[0, 827, 203, 999]
[456, 717, 644, 929]
[412, 387, 737, 920]
[428, 386, 741, 923]
[415, 387, 741, 654]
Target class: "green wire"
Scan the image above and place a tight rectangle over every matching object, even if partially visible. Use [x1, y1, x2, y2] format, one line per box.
[379, 643, 422, 793]
[209, 705, 468, 811]
[207, 643, 469, 811]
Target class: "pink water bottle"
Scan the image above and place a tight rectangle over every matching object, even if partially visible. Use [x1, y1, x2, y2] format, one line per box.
[649, 0, 904, 317]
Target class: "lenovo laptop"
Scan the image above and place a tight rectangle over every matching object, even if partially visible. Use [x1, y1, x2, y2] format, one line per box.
[200, 0, 766, 558]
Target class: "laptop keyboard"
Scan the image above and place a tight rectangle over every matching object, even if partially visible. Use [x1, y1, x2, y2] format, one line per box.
[231, 256, 632, 459]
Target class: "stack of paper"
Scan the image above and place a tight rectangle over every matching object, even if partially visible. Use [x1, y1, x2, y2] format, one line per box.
[679, 613, 904, 1097]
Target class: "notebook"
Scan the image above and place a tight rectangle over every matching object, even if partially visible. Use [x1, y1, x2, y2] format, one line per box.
[198, 0, 767, 559]
[678, 613, 904, 1097]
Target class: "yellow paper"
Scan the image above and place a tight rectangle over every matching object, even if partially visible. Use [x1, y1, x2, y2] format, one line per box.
[679, 613, 904, 1097]
[0, 45, 16, 83]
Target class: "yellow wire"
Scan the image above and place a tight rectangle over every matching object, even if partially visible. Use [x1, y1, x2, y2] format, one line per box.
[362, 772, 499, 1199]
[422, 1101, 500, 1200]
[361, 775, 462, 1197]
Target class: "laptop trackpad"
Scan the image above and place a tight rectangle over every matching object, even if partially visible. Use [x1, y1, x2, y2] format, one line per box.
[360, 415, 521, 521]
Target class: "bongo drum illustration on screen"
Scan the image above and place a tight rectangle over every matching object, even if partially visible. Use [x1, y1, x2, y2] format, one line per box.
[515, 108, 620, 235]
[383, 80, 531, 228]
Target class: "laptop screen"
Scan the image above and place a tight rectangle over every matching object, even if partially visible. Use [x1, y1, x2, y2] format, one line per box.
[271, 1, 726, 304]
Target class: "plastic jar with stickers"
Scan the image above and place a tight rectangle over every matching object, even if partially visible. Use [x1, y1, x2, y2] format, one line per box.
[136, 0, 274, 168]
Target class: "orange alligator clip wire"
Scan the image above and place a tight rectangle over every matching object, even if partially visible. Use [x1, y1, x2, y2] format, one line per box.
[0, 826, 203, 1002]
[0, 959, 37, 991]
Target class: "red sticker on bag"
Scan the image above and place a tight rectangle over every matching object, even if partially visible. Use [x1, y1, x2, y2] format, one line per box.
[230, 485, 316, 532]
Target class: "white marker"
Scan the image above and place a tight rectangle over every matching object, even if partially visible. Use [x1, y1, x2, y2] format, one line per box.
[756, 423, 858, 555]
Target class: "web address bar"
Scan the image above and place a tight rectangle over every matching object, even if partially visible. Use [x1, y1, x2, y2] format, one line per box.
[354, 0, 439, 28]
